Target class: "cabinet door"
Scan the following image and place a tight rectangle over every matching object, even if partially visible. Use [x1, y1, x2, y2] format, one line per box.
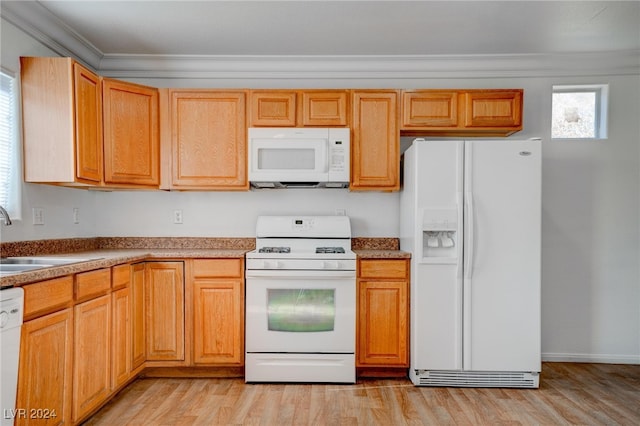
[250, 91, 296, 126]
[73, 62, 103, 183]
[193, 279, 244, 364]
[301, 91, 349, 126]
[145, 262, 185, 361]
[170, 91, 247, 189]
[111, 287, 131, 390]
[401, 90, 459, 128]
[73, 295, 111, 423]
[21, 57, 78, 184]
[464, 90, 522, 128]
[357, 280, 408, 366]
[16, 309, 73, 426]
[103, 78, 159, 186]
[351, 91, 399, 191]
[131, 263, 146, 370]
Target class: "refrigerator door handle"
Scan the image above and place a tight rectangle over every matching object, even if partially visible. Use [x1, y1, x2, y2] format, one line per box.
[464, 191, 475, 279]
[456, 196, 464, 279]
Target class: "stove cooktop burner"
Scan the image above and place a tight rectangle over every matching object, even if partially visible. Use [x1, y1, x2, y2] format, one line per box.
[316, 247, 346, 254]
[258, 247, 291, 253]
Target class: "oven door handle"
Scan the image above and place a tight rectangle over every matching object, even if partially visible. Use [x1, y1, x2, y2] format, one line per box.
[245, 270, 356, 279]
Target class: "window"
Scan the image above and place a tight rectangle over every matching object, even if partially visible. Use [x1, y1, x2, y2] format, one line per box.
[0, 70, 21, 220]
[552, 84, 608, 139]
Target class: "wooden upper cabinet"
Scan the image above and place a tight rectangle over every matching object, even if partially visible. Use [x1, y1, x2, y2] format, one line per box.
[402, 90, 458, 128]
[74, 63, 103, 183]
[250, 90, 296, 126]
[103, 78, 159, 187]
[351, 90, 400, 191]
[301, 90, 349, 126]
[21, 57, 103, 185]
[249, 90, 349, 127]
[464, 90, 522, 128]
[401, 89, 523, 136]
[164, 90, 248, 190]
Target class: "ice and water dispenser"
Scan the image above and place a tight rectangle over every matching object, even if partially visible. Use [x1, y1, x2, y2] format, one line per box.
[421, 208, 458, 262]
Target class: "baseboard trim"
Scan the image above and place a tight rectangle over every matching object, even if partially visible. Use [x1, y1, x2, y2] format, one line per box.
[542, 353, 640, 365]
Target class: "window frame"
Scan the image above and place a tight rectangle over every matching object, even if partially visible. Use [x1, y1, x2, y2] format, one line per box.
[551, 84, 609, 140]
[0, 68, 22, 221]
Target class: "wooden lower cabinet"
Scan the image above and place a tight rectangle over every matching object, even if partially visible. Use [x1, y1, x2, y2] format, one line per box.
[111, 287, 131, 390]
[192, 259, 244, 365]
[131, 263, 146, 370]
[357, 259, 409, 368]
[72, 294, 111, 423]
[16, 308, 74, 426]
[145, 261, 185, 361]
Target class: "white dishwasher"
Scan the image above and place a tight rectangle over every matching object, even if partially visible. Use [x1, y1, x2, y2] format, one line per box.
[1, 287, 24, 426]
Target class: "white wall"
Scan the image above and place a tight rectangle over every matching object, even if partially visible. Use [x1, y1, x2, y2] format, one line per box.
[94, 189, 398, 237]
[0, 19, 98, 243]
[2, 17, 639, 364]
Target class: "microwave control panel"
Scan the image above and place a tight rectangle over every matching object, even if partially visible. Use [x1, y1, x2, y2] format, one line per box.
[328, 128, 350, 181]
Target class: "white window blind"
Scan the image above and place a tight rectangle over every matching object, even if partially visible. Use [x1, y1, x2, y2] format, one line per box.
[0, 70, 20, 219]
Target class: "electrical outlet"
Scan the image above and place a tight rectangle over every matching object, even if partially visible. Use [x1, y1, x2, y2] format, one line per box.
[73, 208, 80, 224]
[32, 207, 45, 225]
[335, 208, 346, 216]
[173, 209, 183, 224]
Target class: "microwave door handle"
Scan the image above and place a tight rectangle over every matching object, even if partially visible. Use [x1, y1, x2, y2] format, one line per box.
[319, 141, 329, 172]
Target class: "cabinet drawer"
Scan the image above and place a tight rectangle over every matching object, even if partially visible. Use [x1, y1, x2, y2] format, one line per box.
[192, 259, 243, 278]
[112, 264, 130, 290]
[75, 268, 111, 302]
[23, 276, 74, 320]
[358, 259, 408, 279]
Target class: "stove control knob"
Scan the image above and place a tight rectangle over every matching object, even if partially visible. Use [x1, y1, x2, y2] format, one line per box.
[264, 260, 282, 269]
[323, 261, 339, 269]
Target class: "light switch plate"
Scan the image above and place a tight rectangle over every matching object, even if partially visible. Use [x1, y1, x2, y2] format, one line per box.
[32, 207, 44, 225]
[173, 209, 183, 224]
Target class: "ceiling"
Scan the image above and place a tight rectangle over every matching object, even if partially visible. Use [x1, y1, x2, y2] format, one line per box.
[2, 1, 639, 78]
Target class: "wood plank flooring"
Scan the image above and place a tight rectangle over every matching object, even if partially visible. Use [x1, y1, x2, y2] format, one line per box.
[84, 363, 640, 425]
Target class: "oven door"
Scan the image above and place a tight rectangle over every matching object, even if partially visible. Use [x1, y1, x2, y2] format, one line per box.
[245, 270, 355, 353]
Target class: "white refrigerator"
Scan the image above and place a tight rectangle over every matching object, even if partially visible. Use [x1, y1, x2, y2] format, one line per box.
[400, 139, 541, 388]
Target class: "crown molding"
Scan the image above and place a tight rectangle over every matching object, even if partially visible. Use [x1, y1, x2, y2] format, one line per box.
[3, 1, 639, 80]
[1, 0, 103, 69]
[96, 51, 640, 80]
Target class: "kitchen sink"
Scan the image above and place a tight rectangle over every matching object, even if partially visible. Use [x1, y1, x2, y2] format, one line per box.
[0, 257, 102, 276]
[0, 257, 97, 266]
[0, 264, 52, 272]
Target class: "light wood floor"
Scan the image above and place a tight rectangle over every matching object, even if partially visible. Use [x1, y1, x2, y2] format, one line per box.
[85, 363, 640, 425]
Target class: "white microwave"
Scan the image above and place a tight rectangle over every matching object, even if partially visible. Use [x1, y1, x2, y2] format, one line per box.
[248, 127, 350, 188]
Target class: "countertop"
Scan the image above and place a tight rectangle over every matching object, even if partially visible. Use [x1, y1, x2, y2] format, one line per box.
[353, 249, 411, 259]
[0, 248, 250, 288]
[0, 237, 411, 288]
